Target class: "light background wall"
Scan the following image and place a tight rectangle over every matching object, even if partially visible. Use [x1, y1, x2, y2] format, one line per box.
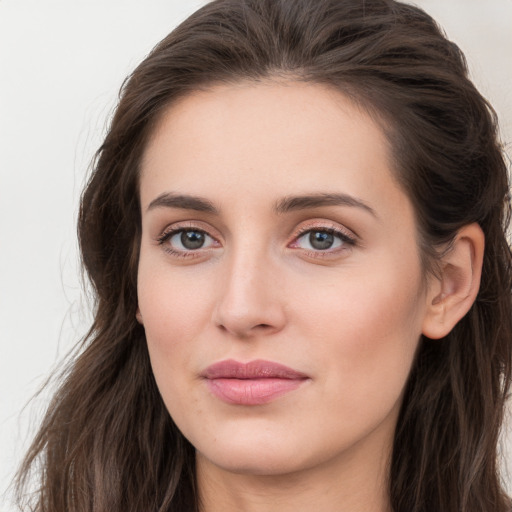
[0, 1, 511, 510]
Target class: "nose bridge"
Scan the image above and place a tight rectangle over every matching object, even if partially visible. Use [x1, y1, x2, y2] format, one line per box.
[214, 236, 285, 337]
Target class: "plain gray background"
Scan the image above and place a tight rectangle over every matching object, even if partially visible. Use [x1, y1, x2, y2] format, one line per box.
[1, 1, 511, 510]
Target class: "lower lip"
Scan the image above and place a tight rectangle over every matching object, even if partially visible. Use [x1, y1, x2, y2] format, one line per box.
[205, 378, 306, 405]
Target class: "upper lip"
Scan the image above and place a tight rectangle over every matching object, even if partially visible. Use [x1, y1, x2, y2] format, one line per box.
[201, 359, 309, 380]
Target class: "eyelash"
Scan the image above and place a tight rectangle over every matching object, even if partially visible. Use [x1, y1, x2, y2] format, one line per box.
[290, 224, 357, 258]
[156, 225, 217, 259]
[156, 223, 357, 260]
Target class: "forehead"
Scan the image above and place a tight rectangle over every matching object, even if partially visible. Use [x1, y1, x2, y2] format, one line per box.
[139, 80, 409, 221]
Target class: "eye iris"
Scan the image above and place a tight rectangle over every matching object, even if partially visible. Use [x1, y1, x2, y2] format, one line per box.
[181, 230, 205, 249]
[309, 231, 334, 250]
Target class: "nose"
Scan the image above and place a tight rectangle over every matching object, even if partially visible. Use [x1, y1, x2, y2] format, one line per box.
[213, 248, 287, 339]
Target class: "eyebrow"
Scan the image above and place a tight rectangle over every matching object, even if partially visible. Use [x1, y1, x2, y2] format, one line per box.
[147, 192, 218, 214]
[146, 191, 376, 217]
[274, 193, 377, 217]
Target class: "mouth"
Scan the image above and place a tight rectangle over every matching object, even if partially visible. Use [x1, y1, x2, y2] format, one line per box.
[201, 359, 310, 405]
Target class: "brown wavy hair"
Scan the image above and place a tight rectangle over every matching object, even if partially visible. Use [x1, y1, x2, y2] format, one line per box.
[16, 0, 512, 511]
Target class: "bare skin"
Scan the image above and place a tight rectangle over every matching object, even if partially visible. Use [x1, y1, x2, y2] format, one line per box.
[136, 80, 484, 512]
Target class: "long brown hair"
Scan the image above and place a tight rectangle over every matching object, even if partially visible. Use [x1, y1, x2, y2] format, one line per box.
[16, 1, 512, 511]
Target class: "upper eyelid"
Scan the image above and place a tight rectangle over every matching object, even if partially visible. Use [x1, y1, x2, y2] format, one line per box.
[291, 228, 357, 250]
[291, 221, 358, 241]
[157, 227, 219, 259]
[157, 221, 221, 240]
[295, 224, 352, 237]
[158, 227, 210, 242]
[155, 219, 358, 245]
[294, 228, 354, 244]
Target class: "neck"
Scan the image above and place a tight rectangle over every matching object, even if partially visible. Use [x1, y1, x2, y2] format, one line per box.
[196, 427, 394, 512]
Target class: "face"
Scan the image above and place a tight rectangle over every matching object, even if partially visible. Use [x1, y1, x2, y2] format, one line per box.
[137, 81, 431, 479]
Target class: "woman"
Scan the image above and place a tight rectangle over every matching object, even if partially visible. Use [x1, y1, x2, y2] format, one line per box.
[16, 0, 512, 511]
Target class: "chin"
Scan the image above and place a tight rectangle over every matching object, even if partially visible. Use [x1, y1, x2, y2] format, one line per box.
[192, 424, 342, 478]
[198, 447, 309, 477]
[192, 427, 308, 476]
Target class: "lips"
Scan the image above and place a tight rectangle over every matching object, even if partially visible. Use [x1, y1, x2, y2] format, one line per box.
[202, 359, 309, 405]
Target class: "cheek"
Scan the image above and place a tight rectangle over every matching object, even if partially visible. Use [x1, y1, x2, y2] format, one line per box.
[136, 256, 218, 412]
[138, 275, 208, 433]
[137, 259, 214, 350]
[292, 253, 425, 408]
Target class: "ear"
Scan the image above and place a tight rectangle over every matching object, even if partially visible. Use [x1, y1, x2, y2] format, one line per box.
[422, 223, 484, 339]
[136, 307, 144, 325]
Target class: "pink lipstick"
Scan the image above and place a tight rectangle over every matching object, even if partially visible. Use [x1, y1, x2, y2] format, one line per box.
[201, 359, 309, 405]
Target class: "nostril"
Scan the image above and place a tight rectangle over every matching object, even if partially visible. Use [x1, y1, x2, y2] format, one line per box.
[254, 324, 275, 332]
[216, 322, 275, 337]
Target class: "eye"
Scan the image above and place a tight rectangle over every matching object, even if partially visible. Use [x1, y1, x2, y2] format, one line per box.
[171, 230, 212, 250]
[291, 226, 356, 254]
[299, 231, 341, 250]
[157, 227, 218, 256]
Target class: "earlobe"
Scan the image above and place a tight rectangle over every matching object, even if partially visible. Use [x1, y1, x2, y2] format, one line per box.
[136, 308, 144, 325]
[422, 223, 484, 340]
